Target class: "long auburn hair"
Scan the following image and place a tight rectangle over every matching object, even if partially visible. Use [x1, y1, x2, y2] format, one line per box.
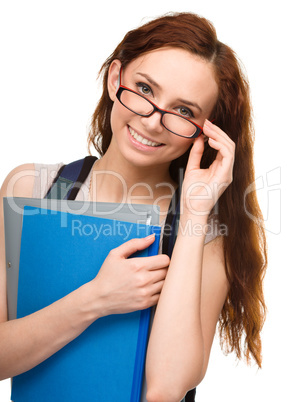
[88, 12, 267, 367]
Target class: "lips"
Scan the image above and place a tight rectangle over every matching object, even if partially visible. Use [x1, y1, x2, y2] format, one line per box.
[128, 126, 163, 147]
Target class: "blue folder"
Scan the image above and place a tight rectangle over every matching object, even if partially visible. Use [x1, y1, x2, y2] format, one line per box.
[11, 206, 161, 402]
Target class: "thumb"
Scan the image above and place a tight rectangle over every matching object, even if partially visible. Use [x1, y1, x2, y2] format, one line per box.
[113, 234, 155, 259]
[186, 135, 205, 172]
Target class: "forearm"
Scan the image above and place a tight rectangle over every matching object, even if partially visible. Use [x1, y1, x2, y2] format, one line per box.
[146, 215, 208, 401]
[0, 233, 169, 381]
[0, 280, 100, 380]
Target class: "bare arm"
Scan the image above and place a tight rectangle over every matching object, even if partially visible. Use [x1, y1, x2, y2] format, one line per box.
[0, 164, 169, 380]
[0, 164, 103, 379]
[146, 121, 234, 402]
[146, 221, 228, 402]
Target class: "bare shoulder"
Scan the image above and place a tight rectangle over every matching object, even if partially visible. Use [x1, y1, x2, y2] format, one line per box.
[0, 163, 36, 199]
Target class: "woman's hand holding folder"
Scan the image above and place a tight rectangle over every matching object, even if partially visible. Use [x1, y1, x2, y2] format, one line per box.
[91, 234, 170, 316]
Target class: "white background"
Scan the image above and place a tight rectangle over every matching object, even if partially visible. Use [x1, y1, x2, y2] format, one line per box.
[0, 0, 286, 400]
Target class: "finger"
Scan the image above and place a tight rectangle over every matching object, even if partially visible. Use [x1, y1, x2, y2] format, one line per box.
[208, 136, 234, 160]
[204, 124, 235, 161]
[208, 137, 235, 176]
[112, 234, 156, 259]
[145, 293, 161, 308]
[151, 268, 168, 283]
[130, 254, 170, 271]
[186, 135, 205, 172]
[150, 279, 165, 296]
[204, 120, 234, 148]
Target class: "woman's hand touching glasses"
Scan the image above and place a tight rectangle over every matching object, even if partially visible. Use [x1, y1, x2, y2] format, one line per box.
[181, 119, 235, 221]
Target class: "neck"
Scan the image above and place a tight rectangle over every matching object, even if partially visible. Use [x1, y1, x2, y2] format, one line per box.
[90, 148, 177, 206]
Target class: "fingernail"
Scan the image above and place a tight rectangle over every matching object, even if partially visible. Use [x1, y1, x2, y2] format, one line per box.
[204, 119, 213, 127]
[145, 233, 155, 240]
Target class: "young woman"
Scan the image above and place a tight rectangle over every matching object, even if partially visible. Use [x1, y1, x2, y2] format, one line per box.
[0, 12, 267, 402]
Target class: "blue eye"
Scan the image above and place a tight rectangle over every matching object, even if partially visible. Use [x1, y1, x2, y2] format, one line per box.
[136, 83, 153, 96]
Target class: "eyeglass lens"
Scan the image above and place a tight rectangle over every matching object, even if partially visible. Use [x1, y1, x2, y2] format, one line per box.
[120, 90, 198, 138]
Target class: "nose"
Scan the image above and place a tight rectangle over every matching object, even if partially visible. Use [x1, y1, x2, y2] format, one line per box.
[140, 110, 164, 134]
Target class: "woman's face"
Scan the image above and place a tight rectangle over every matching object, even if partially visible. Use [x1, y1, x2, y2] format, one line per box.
[107, 47, 218, 171]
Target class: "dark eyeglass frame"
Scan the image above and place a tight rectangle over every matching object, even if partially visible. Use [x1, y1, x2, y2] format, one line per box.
[115, 68, 204, 139]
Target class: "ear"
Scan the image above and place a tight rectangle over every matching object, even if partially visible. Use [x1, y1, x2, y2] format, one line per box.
[107, 59, 122, 101]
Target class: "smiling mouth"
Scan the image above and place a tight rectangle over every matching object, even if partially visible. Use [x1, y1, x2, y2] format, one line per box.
[128, 126, 163, 147]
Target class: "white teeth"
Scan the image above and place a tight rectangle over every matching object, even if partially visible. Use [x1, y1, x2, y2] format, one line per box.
[128, 127, 162, 147]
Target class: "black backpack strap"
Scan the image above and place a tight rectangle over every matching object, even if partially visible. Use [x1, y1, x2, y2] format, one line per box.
[45, 156, 97, 200]
[162, 185, 181, 258]
[162, 185, 196, 402]
[185, 388, 196, 401]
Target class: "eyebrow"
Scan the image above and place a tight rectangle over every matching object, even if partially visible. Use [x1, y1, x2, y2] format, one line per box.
[177, 98, 202, 114]
[136, 72, 161, 89]
[136, 72, 203, 113]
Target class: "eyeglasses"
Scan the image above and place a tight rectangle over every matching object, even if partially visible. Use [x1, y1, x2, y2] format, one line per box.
[115, 69, 204, 139]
